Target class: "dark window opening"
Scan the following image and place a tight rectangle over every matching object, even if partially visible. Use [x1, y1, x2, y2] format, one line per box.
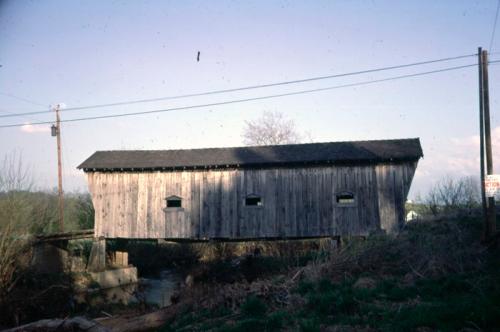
[336, 192, 355, 204]
[166, 196, 182, 208]
[245, 195, 262, 206]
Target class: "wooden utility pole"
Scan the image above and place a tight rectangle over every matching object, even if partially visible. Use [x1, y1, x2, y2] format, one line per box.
[479, 49, 497, 240]
[481, 50, 497, 237]
[52, 104, 64, 232]
[478, 47, 488, 240]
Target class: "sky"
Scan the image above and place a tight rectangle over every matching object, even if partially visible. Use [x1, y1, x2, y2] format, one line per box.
[0, 0, 499, 199]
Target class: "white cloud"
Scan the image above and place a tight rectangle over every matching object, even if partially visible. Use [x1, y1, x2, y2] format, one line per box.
[409, 126, 500, 199]
[425, 126, 500, 176]
[447, 126, 500, 174]
[20, 123, 51, 134]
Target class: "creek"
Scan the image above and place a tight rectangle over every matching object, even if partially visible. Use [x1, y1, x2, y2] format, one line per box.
[75, 269, 183, 309]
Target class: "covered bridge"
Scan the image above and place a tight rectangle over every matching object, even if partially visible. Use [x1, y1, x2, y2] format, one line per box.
[78, 138, 423, 240]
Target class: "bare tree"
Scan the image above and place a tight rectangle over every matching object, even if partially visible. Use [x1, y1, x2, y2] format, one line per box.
[424, 175, 480, 216]
[0, 151, 33, 298]
[242, 111, 303, 146]
[0, 151, 32, 193]
[425, 187, 440, 216]
[0, 152, 34, 233]
[460, 176, 480, 210]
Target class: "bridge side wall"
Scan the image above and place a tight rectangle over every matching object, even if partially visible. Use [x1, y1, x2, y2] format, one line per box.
[86, 162, 417, 239]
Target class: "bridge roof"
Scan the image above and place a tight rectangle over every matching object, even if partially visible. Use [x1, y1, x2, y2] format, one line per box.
[78, 138, 423, 171]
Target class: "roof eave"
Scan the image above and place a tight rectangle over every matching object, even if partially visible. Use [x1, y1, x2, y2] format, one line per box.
[80, 156, 422, 172]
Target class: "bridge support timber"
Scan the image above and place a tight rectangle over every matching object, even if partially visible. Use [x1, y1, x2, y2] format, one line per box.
[87, 237, 106, 272]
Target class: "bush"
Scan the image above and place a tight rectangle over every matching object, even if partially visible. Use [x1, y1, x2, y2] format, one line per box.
[0, 153, 34, 298]
[240, 296, 267, 318]
[69, 192, 94, 230]
[0, 220, 31, 299]
[423, 176, 480, 217]
[0, 271, 73, 327]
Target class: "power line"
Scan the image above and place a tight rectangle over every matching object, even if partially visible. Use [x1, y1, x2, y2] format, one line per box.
[0, 92, 46, 107]
[0, 53, 477, 119]
[0, 107, 45, 123]
[490, 0, 500, 52]
[0, 62, 482, 129]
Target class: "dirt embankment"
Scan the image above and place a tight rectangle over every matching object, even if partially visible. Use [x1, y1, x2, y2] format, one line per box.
[98, 217, 500, 331]
[4, 217, 500, 331]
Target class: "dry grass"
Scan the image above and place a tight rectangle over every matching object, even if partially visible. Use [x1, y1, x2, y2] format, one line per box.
[0, 222, 30, 297]
[300, 217, 486, 283]
[183, 217, 487, 311]
[195, 238, 335, 262]
[157, 216, 497, 331]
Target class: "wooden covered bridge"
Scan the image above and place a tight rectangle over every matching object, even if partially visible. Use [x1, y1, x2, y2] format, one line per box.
[78, 138, 423, 241]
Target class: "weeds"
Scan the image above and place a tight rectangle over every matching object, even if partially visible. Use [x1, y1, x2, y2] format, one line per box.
[158, 217, 500, 331]
[240, 296, 267, 317]
[0, 271, 74, 327]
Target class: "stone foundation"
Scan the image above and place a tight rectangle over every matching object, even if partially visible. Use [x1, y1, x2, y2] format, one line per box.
[89, 266, 138, 289]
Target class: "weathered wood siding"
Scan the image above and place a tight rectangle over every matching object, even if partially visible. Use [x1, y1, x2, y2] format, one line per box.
[86, 162, 417, 239]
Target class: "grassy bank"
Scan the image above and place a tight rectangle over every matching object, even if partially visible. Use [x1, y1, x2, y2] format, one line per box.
[158, 217, 500, 331]
[0, 190, 95, 328]
[2, 213, 499, 331]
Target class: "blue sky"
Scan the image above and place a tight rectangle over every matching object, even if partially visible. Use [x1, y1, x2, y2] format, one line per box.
[0, 0, 499, 198]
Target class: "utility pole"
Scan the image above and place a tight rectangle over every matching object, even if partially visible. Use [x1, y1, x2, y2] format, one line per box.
[478, 48, 488, 240]
[51, 104, 64, 232]
[481, 50, 497, 238]
[478, 48, 497, 240]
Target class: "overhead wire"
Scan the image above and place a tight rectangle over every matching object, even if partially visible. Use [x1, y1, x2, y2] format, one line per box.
[0, 53, 478, 119]
[0, 62, 485, 129]
[0, 92, 47, 108]
[490, 0, 500, 52]
[0, 107, 44, 123]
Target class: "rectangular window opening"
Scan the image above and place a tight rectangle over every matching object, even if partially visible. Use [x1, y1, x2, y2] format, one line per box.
[166, 197, 182, 208]
[336, 192, 355, 205]
[245, 196, 262, 206]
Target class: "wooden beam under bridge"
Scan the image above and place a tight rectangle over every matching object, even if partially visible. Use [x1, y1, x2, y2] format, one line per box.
[35, 229, 94, 243]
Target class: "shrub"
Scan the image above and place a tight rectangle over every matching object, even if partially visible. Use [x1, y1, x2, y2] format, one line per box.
[423, 176, 480, 217]
[0, 152, 34, 298]
[0, 220, 31, 298]
[240, 296, 267, 318]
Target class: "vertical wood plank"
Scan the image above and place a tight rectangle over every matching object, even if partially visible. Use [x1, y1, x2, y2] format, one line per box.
[85, 161, 418, 241]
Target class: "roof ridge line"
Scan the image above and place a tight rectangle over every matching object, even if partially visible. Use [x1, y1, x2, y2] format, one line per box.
[93, 137, 420, 153]
[78, 138, 423, 170]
